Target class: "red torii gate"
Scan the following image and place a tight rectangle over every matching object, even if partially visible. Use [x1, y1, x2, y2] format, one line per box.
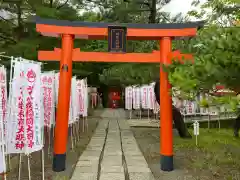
[35, 16, 202, 172]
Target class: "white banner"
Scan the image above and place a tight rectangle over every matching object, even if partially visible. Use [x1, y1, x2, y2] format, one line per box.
[6, 60, 43, 154]
[71, 76, 78, 122]
[54, 72, 60, 106]
[68, 78, 73, 125]
[83, 79, 88, 117]
[125, 86, 133, 110]
[77, 79, 88, 117]
[132, 86, 140, 110]
[141, 85, 148, 109]
[77, 80, 83, 116]
[0, 149, 6, 173]
[0, 66, 7, 138]
[184, 100, 196, 115]
[69, 77, 78, 124]
[147, 84, 155, 110]
[41, 72, 55, 128]
[0, 66, 7, 173]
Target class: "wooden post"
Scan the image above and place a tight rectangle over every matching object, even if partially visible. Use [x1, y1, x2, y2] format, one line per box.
[160, 37, 173, 171]
[53, 34, 74, 172]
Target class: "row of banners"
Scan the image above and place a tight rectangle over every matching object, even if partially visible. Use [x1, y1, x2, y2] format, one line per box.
[0, 58, 89, 172]
[125, 84, 232, 115]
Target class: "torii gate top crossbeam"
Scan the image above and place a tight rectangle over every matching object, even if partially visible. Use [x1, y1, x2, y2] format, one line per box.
[35, 16, 204, 40]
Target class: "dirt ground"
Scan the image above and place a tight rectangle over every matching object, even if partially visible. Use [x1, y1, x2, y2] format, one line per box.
[4, 117, 99, 180]
[132, 127, 240, 180]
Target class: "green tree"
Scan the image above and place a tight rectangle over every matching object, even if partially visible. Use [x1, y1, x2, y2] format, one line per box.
[168, 0, 240, 94]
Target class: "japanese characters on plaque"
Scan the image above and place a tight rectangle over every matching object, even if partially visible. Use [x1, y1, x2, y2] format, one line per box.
[108, 26, 127, 53]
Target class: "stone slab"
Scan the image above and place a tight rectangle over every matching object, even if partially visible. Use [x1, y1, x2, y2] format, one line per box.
[105, 145, 121, 148]
[101, 165, 124, 173]
[121, 139, 136, 143]
[129, 172, 155, 180]
[106, 141, 120, 143]
[106, 138, 120, 140]
[101, 156, 122, 166]
[121, 138, 136, 141]
[81, 150, 102, 157]
[102, 155, 122, 160]
[127, 166, 151, 173]
[108, 130, 119, 133]
[126, 161, 148, 168]
[123, 148, 141, 152]
[125, 156, 148, 167]
[88, 141, 104, 144]
[71, 172, 97, 180]
[79, 155, 99, 161]
[120, 131, 133, 135]
[122, 146, 140, 150]
[124, 151, 143, 156]
[88, 140, 104, 144]
[99, 173, 125, 180]
[91, 137, 105, 139]
[93, 132, 106, 134]
[86, 146, 103, 151]
[76, 159, 99, 167]
[125, 155, 146, 161]
[90, 138, 105, 141]
[122, 140, 138, 143]
[104, 150, 122, 156]
[91, 135, 105, 137]
[105, 146, 121, 149]
[73, 165, 98, 173]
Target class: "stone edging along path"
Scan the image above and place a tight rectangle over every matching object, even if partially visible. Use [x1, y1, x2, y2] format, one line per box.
[71, 111, 155, 180]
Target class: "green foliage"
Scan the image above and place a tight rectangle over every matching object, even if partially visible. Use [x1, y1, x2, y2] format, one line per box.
[170, 25, 240, 93]
[99, 63, 159, 86]
[169, 0, 240, 96]
[199, 98, 210, 108]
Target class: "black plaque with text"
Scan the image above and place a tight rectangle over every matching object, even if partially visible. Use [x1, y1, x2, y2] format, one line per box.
[108, 26, 127, 53]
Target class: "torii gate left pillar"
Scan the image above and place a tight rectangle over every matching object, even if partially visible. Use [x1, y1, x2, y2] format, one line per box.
[35, 16, 202, 172]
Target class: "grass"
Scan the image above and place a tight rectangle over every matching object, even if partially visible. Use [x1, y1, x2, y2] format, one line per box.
[174, 128, 240, 179]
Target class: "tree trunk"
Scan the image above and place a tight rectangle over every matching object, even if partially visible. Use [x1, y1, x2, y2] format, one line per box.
[16, 2, 23, 41]
[50, 0, 54, 8]
[154, 79, 192, 138]
[149, 0, 157, 23]
[234, 115, 240, 138]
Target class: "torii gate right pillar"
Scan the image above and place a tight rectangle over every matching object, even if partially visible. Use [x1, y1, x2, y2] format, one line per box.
[159, 37, 173, 171]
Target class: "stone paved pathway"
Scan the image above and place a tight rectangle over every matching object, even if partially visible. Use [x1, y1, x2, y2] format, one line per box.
[71, 109, 155, 180]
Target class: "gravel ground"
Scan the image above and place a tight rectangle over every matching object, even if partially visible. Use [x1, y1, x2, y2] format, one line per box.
[4, 117, 99, 180]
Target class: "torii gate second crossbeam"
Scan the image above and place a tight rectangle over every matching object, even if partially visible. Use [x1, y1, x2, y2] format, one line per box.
[35, 16, 203, 173]
[38, 48, 193, 63]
